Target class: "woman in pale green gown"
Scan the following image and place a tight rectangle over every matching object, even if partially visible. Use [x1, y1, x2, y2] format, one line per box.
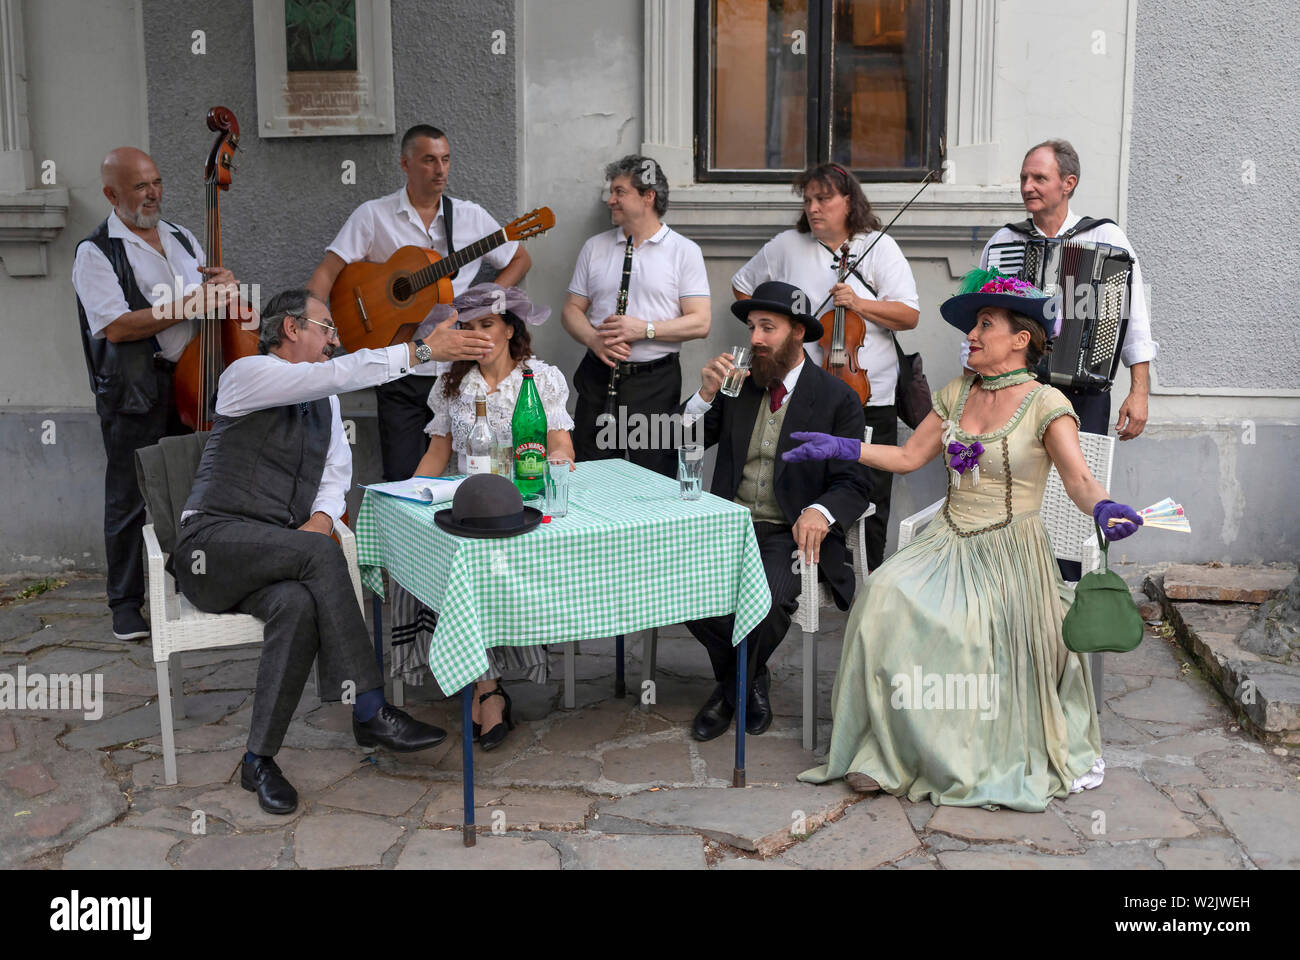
[785, 270, 1143, 812]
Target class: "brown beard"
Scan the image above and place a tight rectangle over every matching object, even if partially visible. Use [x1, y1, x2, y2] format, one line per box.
[751, 328, 805, 388]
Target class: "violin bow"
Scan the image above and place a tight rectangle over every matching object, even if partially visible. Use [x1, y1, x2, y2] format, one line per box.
[809, 168, 939, 318]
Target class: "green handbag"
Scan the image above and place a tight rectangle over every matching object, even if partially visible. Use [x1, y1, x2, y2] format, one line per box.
[1062, 525, 1144, 653]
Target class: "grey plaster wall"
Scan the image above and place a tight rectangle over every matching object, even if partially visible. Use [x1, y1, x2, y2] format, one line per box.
[1127, 0, 1300, 390]
[141, 0, 517, 297]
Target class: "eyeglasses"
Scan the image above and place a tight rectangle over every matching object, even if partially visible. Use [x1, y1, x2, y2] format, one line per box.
[294, 316, 339, 340]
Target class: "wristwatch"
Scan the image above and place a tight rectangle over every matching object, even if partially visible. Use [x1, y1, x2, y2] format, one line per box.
[645, 323, 656, 341]
[414, 341, 433, 364]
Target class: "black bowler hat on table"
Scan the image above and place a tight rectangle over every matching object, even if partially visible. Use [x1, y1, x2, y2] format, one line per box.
[434, 474, 543, 539]
[730, 280, 824, 342]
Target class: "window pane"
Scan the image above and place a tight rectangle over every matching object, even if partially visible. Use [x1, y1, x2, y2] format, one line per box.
[830, 0, 928, 170]
[710, 0, 809, 171]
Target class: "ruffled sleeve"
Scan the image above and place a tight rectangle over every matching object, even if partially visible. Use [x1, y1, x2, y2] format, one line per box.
[1034, 385, 1082, 441]
[533, 360, 576, 432]
[932, 375, 969, 422]
[424, 380, 452, 437]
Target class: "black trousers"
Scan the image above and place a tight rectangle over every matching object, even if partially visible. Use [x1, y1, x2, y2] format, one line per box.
[685, 522, 802, 706]
[100, 367, 186, 612]
[572, 351, 680, 479]
[375, 374, 439, 481]
[174, 515, 384, 757]
[1056, 389, 1112, 582]
[861, 403, 897, 571]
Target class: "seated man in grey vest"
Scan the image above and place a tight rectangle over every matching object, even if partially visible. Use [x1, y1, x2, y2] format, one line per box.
[173, 288, 491, 814]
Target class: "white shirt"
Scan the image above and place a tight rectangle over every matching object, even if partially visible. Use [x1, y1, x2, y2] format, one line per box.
[326, 188, 519, 374]
[684, 357, 834, 526]
[71, 212, 204, 363]
[185, 344, 412, 523]
[568, 224, 710, 363]
[962, 206, 1158, 369]
[732, 229, 919, 406]
[424, 359, 575, 474]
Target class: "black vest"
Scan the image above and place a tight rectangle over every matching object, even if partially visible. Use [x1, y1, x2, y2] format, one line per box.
[74, 218, 195, 418]
[183, 399, 331, 528]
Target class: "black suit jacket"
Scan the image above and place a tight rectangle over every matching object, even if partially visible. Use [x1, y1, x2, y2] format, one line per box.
[680, 358, 873, 609]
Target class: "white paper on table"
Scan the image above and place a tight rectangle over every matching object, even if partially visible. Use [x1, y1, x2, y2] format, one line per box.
[362, 476, 467, 505]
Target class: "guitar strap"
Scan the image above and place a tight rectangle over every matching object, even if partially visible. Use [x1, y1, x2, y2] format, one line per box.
[441, 194, 458, 281]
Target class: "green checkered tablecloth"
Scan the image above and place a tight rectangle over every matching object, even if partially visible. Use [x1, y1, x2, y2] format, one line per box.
[356, 458, 773, 694]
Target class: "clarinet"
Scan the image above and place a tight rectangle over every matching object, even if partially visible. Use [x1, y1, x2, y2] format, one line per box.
[604, 233, 635, 425]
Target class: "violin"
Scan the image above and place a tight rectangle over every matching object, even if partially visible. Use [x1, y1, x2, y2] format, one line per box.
[172, 106, 260, 431]
[817, 241, 872, 405]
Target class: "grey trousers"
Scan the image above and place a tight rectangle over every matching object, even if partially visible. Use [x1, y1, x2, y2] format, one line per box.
[173, 514, 383, 756]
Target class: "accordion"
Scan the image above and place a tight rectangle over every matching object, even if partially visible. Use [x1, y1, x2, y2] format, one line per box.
[987, 238, 1133, 392]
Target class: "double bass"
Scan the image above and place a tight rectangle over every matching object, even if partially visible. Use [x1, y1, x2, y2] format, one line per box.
[817, 241, 872, 405]
[173, 106, 259, 431]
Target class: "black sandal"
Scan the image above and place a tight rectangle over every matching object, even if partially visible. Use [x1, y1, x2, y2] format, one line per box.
[478, 683, 515, 751]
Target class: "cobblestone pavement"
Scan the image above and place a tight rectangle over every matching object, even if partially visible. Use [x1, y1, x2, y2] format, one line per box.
[3, 569, 1298, 870]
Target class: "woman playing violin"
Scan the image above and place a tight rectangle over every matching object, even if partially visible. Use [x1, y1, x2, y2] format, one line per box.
[731, 163, 920, 569]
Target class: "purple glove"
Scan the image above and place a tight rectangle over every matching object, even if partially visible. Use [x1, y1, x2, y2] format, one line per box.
[782, 431, 862, 463]
[1092, 499, 1143, 541]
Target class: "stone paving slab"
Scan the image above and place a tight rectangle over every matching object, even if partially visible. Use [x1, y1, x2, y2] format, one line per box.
[396, 829, 562, 869]
[1059, 768, 1198, 841]
[131, 748, 244, 790]
[62, 691, 248, 750]
[596, 782, 856, 857]
[62, 826, 180, 869]
[696, 733, 821, 785]
[422, 784, 597, 831]
[549, 832, 708, 869]
[1199, 786, 1300, 869]
[175, 831, 287, 869]
[1163, 564, 1295, 603]
[489, 752, 601, 785]
[936, 848, 1088, 869]
[293, 813, 405, 868]
[600, 740, 694, 786]
[317, 769, 429, 817]
[926, 804, 1083, 854]
[782, 795, 920, 869]
[184, 784, 305, 830]
[1155, 836, 1250, 870]
[537, 700, 632, 753]
[1108, 677, 1225, 730]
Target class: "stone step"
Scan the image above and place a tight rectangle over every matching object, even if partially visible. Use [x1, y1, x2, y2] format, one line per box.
[1162, 563, 1296, 603]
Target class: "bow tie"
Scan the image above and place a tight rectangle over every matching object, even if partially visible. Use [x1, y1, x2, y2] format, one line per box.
[769, 383, 787, 413]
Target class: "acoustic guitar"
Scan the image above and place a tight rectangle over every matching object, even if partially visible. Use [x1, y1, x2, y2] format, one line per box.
[330, 206, 555, 352]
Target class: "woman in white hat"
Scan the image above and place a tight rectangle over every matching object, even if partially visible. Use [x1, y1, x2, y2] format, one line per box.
[395, 284, 575, 751]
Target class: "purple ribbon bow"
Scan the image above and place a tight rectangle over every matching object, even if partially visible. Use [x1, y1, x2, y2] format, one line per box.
[947, 440, 985, 475]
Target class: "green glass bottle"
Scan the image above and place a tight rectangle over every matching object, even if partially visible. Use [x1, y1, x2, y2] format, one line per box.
[512, 366, 547, 496]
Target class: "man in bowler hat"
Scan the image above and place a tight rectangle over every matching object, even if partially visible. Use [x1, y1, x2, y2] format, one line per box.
[678, 281, 872, 740]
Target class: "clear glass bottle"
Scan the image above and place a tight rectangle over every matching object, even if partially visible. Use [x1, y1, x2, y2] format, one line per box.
[466, 393, 492, 475]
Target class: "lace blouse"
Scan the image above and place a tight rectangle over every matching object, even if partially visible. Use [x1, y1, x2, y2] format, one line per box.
[424, 358, 575, 474]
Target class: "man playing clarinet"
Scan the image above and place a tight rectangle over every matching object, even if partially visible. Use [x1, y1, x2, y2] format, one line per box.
[561, 155, 711, 477]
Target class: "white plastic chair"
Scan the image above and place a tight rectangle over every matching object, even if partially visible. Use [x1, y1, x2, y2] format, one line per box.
[144, 518, 364, 785]
[897, 431, 1115, 711]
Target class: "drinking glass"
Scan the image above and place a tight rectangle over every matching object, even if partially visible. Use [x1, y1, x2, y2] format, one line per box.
[678, 443, 704, 500]
[719, 345, 752, 398]
[544, 458, 571, 517]
[491, 426, 513, 479]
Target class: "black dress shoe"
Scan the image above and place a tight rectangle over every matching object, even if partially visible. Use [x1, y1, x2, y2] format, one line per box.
[240, 756, 298, 815]
[353, 703, 448, 752]
[746, 669, 773, 735]
[478, 684, 515, 752]
[691, 684, 735, 742]
[111, 606, 150, 641]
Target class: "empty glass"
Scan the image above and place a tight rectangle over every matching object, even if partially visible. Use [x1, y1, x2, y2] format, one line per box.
[678, 443, 704, 500]
[491, 425, 513, 478]
[545, 458, 571, 517]
[720, 345, 752, 398]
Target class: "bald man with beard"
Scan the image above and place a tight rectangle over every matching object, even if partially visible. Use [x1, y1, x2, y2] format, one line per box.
[73, 147, 244, 640]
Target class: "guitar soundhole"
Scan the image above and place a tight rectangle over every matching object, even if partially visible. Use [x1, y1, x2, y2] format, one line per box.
[391, 276, 413, 303]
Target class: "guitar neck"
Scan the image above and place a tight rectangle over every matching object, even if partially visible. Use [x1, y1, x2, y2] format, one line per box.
[411, 229, 508, 292]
